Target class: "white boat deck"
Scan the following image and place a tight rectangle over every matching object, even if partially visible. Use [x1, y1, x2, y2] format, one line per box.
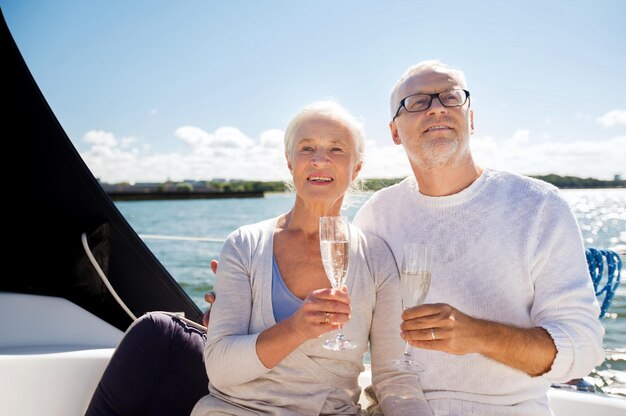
[0, 292, 122, 415]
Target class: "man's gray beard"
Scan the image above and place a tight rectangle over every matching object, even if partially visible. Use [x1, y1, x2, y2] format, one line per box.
[410, 139, 460, 169]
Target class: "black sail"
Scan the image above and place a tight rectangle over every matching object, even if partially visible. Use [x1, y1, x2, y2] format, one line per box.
[2, 8, 203, 331]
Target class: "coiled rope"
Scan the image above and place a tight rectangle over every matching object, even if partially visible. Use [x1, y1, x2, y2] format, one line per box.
[586, 248, 622, 318]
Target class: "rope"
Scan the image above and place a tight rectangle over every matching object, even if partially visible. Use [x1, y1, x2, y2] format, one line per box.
[82, 232, 208, 331]
[586, 248, 622, 318]
[81, 232, 138, 321]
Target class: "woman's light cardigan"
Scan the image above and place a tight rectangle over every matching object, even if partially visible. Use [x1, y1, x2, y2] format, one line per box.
[191, 216, 431, 416]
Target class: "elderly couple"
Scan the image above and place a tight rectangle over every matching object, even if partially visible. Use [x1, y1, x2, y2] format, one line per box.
[86, 60, 604, 416]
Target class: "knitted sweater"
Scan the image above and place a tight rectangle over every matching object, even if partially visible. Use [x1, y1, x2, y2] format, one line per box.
[192, 217, 431, 416]
[353, 169, 605, 416]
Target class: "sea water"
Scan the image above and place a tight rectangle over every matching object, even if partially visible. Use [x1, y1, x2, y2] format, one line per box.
[115, 188, 626, 396]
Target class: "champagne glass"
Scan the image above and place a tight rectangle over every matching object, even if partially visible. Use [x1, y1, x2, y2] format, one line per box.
[393, 243, 432, 371]
[319, 216, 356, 350]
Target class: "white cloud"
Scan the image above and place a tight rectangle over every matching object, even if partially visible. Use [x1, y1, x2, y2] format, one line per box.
[509, 129, 531, 144]
[212, 127, 255, 148]
[259, 129, 284, 148]
[120, 136, 137, 148]
[82, 127, 289, 183]
[359, 140, 412, 179]
[597, 109, 626, 127]
[175, 126, 255, 149]
[472, 130, 626, 179]
[174, 126, 211, 147]
[79, 127, 626, 184]
[84, 130, 117, 147]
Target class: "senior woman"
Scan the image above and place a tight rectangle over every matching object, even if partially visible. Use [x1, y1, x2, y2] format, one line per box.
[86, 100, 430, 416]
[191, 100, 431, 416]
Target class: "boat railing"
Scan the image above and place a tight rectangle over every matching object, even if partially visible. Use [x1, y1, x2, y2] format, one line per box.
[138, 234, 624, 317]
[139, 234, 226, 243]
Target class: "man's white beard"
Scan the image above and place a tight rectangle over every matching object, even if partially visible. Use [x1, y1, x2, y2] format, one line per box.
[408, 137, 461, 169]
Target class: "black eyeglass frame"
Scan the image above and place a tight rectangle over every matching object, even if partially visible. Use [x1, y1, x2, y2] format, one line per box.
[392, 89, 471, 121]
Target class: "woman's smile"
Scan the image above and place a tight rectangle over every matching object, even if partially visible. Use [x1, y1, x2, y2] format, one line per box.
[307, 174, 334, 185]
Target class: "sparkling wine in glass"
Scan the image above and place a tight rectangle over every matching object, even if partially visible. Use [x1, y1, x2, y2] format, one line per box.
[393, 243, 432, 371]
[319, 216, 356, 350]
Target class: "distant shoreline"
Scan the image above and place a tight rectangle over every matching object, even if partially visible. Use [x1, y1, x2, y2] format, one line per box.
[102, 174, 624, 200]
[107, 186, 626, 202]
[107, 190, 264, 201]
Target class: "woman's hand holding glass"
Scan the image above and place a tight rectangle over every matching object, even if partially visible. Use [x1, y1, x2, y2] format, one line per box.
[203, 260, 353, 342]
[285, 286, 352, 342]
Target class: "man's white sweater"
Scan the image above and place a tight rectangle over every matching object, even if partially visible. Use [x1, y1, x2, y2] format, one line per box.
[354, 169, 605, 416]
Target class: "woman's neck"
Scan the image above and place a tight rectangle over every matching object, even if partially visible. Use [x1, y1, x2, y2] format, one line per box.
[281, 197, 343, 235]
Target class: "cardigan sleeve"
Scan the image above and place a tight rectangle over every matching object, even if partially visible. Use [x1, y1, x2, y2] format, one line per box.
[203, 229, 270, 389]
[365, 234, 433, 416]
[527, 190, 605, 382]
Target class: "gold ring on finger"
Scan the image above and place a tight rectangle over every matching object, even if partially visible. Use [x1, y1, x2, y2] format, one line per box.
[431, 328, 436, 340]
[324, 312, 331, 324]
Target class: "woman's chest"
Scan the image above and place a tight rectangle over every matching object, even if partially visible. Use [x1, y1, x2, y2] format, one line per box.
[274, 239, 331, 299]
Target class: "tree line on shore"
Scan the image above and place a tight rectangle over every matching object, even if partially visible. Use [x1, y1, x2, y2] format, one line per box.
[529, 174, 625, 190]
[106, 174, 625, 195]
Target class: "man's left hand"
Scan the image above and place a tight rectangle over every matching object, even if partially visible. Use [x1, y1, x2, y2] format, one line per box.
[401, 303, 486, 355]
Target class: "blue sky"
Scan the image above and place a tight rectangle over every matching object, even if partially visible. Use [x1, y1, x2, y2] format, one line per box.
[2, 0, 625, 182]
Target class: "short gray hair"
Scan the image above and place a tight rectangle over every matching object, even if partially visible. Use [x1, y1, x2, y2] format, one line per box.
[389, 60, 468, 119]
[284, 100, 365, 163]
[283, 100, 365, 207]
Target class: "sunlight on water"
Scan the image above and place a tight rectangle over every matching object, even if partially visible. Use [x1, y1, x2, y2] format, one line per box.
[115, 188, 626, 397]
[560, 189, 626, 397]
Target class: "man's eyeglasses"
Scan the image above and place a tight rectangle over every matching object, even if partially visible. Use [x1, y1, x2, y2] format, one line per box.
[392, 89, 470, 121]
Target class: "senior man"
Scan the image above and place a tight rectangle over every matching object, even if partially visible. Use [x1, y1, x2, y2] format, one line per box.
[353, 60, 604, 415]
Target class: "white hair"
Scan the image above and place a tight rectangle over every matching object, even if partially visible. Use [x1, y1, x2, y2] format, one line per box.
[283, 100, 365, 164]
[389, 60, 468, 119]
[283, 100, 365, 207]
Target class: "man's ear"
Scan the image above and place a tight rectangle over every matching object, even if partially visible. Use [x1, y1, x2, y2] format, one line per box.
[389, 121, 401, 145]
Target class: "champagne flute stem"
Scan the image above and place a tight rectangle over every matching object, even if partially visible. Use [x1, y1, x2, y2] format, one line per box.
[336, 324, 346, 345]
[401, 306, 412, 358]
[404, 341, 413, 365]
[403, 340, 412, 356]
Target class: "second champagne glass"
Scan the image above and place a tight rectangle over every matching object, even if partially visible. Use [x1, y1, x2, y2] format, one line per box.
[393, 243, 432, 371]
[319, 216, 356, 351]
